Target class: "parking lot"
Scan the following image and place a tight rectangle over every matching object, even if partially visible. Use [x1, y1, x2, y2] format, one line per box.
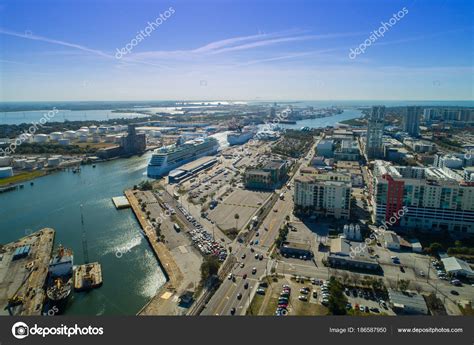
[250, 276, 329, 316]
[209, 189, 271, 234]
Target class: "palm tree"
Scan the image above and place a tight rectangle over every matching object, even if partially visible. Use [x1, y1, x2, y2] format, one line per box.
[234, 213, 240, 230]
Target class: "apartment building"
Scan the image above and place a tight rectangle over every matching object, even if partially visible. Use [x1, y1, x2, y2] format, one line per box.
[294, 175, 351, 219]
[372, 160, 474, 236]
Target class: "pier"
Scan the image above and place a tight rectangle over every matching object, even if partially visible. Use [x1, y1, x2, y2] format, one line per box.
[0, 228, 55, 315]
[74, 262, 103, 291]
[112, 196, 131, 209]
[124, 190, 184, 315]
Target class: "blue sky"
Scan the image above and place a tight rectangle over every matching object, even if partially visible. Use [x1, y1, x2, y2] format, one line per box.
[0, 0, 472, 101]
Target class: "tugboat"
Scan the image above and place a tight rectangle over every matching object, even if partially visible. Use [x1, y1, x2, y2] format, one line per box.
[44, 245, 74, 315]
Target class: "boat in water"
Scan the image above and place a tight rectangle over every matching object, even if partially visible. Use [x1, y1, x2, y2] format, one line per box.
[227, 126, 256, 146]
[147, 137, 219, 178]
[44, 245, 74, 314]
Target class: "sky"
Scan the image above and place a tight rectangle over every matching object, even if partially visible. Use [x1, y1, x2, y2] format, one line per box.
[0, 0, 472, 101]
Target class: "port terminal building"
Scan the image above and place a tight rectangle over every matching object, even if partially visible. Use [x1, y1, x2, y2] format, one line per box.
[168, 156, 217, 184]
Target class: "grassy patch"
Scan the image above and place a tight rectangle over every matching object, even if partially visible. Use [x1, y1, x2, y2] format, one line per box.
[0, 170, 46, 186]
[262, 296, 279, 315]
[247, 294, 264, 315]
[294, 301, 329, 316]
[459, 303, 474, 316]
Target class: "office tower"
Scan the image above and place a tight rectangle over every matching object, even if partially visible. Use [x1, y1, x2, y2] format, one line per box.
[403, 106, 421, 137]
[365, 106, 385, 159]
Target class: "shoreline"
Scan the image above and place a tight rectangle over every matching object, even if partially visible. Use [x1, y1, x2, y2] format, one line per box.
[124, 189, 184, 316]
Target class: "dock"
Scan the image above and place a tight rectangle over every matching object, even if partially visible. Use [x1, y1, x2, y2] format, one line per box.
[74, 262, 103, 291]
[124, 190, 184, 315]
[0, 228, 55, 316]
[112, 196, 130, 209]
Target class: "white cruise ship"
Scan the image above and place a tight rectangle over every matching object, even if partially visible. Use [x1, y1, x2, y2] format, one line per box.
[147, 137, 219, 178]
[227, 126, 256, 146]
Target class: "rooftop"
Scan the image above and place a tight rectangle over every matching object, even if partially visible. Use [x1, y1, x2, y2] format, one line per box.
[441, 257, 474, 275]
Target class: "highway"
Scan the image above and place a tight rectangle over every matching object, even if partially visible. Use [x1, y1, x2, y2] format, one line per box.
[201, 137, 322, 316]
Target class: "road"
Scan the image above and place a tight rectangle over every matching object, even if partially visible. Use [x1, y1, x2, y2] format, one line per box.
[201, 136, 321, 316]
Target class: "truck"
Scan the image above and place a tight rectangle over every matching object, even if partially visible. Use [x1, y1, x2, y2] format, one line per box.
[279, 193, 285, 200]
[173, 223, 181, 232]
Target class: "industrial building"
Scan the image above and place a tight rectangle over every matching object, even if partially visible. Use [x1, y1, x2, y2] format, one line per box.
[168, 156, 218, 184]
[441, 257, 474, 278]
[279, 231, 313, 259]
[316, 139, 334, 158]
[328, 237, 380, 271]
[388, 290, 428, 315]
[244, 159, 289, 190]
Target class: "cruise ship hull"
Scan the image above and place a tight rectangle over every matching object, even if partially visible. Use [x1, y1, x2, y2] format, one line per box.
[147, 144, 219, 178]
[227, 131, 254, 146]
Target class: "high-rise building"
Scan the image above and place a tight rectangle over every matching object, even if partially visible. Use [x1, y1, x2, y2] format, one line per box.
[294, 175, 351, 219]
[423, 108, 437, 121]
[121, 124, 146, 155]
[365, 106, 385, 159]
[372, 160, 474, 235]
[403, 106, 421, 137]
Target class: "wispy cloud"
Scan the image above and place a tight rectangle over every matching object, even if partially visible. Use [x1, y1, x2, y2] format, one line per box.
[0, 27, 168, 69]
[131, 30, 365, 61]
[0, 28, 114, 59]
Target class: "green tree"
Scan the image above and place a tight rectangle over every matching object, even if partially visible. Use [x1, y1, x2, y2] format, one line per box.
[200, 256, 220, 284]
[234, 213, 240, 230]
[328, 277, 347, 315]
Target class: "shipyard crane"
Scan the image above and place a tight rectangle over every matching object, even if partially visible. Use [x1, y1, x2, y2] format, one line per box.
[80, 204, 89, 264]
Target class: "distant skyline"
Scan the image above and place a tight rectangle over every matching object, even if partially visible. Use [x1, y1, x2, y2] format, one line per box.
[0, 0, 473, 101]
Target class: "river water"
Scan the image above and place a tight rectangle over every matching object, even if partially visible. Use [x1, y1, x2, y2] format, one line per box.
[0, 152, 166, 315]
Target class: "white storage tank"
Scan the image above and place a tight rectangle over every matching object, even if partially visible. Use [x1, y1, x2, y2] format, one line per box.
[77, 128, 89, 136]
[0, 156, 12, 167]
[105, 135, 115, 143]
[98, 126, 108, 134]
[152, 130, 162, 138]
[89, 125, 98, 133]
[92, 134, 101, 143]
[49, 132, 63, 141]
[34, 134, 48, 143]
[0, 167, 13, 178]
[22, 133, 33, 143]
[58, 138, 70, 146]
[47, 157, 61, 167]
[13, 159, 27, 169]
[24, 160, 37, 170]
[79, 134, 89, 143]
[64, 130, 77, 139]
